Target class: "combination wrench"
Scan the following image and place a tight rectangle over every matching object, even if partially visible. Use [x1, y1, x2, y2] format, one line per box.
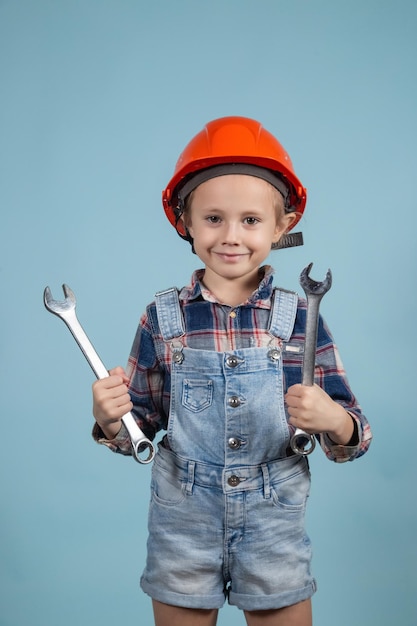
[290, 263, 332, 455]
[43, 284, 155, 464]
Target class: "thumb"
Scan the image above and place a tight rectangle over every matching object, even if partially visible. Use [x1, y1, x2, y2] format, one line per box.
[108, 365, 129, 383]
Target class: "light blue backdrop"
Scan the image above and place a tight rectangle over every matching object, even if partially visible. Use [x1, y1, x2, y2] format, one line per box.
[1, 1, 416, 625]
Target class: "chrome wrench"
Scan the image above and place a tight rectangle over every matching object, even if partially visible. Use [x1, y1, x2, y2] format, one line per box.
[43, 284, 155, 464]
[290, 263, 332, 455]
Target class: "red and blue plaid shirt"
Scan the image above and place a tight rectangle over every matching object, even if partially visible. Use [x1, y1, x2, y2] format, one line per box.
[94, 266, 372, 463]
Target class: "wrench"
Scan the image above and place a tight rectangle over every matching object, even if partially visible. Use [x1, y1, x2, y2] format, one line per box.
[43, 284, 155, 464]
[290, 263, 332, 455]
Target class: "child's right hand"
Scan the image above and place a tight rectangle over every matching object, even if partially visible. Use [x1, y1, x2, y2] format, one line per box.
[92, 366, 133, 439]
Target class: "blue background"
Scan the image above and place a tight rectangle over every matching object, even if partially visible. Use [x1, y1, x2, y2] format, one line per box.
[1, 1, 416, 624]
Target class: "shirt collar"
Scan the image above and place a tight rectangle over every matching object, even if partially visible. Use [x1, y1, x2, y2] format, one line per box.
[179, 265, 275, 308]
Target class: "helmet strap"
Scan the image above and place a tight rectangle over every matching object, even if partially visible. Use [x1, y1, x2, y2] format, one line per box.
[272, 232, 304, 249]
[174, 203, 197, 253]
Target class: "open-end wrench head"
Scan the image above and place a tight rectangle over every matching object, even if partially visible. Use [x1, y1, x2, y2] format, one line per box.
[43, 284, 77, 314]
[299, 262, 332, 297]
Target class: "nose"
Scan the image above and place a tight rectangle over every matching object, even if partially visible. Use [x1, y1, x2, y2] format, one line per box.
[222, 221, 241, 245]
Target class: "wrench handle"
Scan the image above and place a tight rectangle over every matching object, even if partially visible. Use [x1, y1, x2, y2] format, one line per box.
[289, 295, 323, 456]
[62, 314, 110, 380]
[301, 296, 322, 386]
[59, 312, 155, 464]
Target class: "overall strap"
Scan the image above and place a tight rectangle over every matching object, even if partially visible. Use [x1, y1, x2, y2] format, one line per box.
[268, 288, 298, 341]
[154, 287, 185, 341]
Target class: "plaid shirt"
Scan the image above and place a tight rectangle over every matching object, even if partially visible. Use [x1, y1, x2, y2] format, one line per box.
[94, 266, 372, 463]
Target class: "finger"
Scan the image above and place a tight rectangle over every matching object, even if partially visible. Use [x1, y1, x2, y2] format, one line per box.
[109, 366, 129, 382]
[93, 374, 125, 392]
[106, 397, 133, 419]
[93, 390, 133, 421]
[286, 383, 304, 395]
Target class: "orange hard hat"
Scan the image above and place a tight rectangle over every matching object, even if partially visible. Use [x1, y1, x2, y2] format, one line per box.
[162, 116, 307, 228]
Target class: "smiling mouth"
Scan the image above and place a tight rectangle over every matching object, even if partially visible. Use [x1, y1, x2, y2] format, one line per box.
[214, 252, 248, 262]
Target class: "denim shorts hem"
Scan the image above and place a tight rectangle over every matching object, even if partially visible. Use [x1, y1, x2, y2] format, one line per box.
[140, 577, 226, 610]
[228, 579, 317, 611]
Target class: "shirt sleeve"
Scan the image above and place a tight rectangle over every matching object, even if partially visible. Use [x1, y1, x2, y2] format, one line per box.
[92, 421, 133, 455]
[284, 306, 372, 463]
[92, 308, 168, 456]
[314, 316, 372, 462]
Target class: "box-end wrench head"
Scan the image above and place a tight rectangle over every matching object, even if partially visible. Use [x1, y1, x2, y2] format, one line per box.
[43, 284, 155, 464]
[290, 263, 332, 456]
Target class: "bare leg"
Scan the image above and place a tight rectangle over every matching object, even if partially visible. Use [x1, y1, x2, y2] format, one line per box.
[245, 598, 312, 626]
[152, 600, 219, 626]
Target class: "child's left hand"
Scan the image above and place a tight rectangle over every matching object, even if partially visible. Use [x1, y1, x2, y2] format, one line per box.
[285, 384, 355, 446]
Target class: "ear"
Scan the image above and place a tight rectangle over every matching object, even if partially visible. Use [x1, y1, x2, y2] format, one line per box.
[187, 221, 194, 238]
[272, 212, 298, 243]
[180, 208, 193, 238]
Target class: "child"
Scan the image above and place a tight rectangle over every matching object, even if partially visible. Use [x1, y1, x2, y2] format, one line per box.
[92, 116, 372, 626]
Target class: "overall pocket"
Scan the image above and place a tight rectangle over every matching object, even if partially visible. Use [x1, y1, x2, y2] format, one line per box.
[151, 464, 186, 507]
[270, 461, 311, 512]
[181, 378, 213, 413]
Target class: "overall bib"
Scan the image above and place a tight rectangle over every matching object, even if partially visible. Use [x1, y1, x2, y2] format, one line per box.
[140, 288, 316, 611]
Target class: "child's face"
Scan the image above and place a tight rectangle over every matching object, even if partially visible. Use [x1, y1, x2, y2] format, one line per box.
[186, 174, 295, 288]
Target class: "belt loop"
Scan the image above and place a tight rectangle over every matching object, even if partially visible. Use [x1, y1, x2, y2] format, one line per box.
[261, 464, 271, 499]
[186, 460, 195, 494]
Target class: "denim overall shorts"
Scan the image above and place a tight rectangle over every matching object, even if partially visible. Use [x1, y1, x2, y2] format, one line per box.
[140, 288, 316, 611]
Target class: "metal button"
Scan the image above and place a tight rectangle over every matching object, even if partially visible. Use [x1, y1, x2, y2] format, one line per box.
[268, 347, 281, 361]
[172, 351, 184, 364]
[228, 437, 241, 450]
[226, 355, 239, 368]
[228, 395, 241, 408]
[229, 310, 237, 318]
[227, 475, 241, 487]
